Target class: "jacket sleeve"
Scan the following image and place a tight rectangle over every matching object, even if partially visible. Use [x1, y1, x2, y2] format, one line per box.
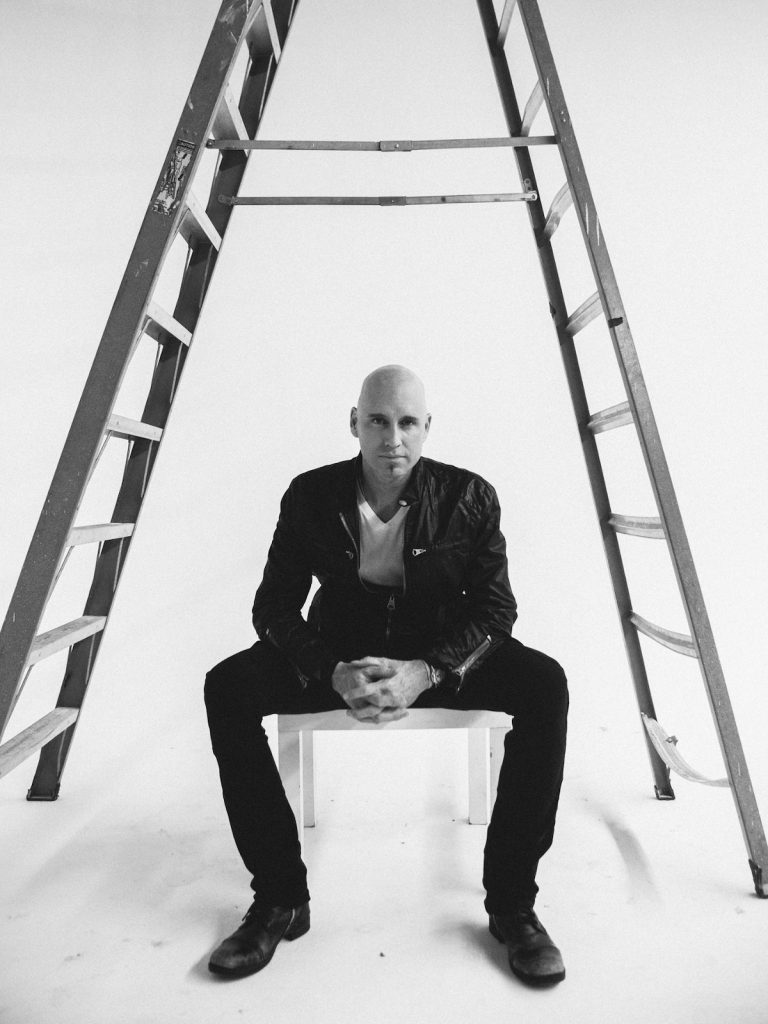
[252, 480, 339, 687]
[421, 480, 517, 692]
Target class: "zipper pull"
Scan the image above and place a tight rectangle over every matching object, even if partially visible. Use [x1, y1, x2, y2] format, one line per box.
[387, 594, 396, 611]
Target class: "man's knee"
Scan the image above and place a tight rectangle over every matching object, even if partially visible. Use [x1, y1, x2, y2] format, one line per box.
[541, 655, 569, 716]
[510, 641, 569, 718]
[204, 648, 256, 716]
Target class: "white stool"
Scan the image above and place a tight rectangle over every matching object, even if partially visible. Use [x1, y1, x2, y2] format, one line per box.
[276, 708, 510, 837]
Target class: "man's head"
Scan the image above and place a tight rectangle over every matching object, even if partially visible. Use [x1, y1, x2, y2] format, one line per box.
[350, 365, 431, 490]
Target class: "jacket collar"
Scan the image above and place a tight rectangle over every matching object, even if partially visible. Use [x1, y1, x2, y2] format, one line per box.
[351, 453, 425, 507]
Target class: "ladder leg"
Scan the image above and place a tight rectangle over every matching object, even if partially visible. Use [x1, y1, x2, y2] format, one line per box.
[468, 728, 489, 825]
[2, 0, 301, 796]
[479, 0, 768, 895]
[475, 0, 674, 802]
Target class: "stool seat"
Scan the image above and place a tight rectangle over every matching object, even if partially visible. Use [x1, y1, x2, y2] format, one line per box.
[277, 708, 510, 837]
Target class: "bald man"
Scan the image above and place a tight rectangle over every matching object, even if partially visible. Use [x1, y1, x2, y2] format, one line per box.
[205, 366, 568, 986]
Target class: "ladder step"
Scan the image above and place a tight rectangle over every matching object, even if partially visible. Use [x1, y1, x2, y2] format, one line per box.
[608, 514, 665, 540]
[220, 191, 538, 207]
[541, 182, 573, 242]
[28, 616, 107, 666]
[178, 191, 222, 250]
[144, 301, 192, 347]
[586, 401, 633, 434]
[107, 415, 163, 443]
[566, 292, 603, 335]
[521, 80, 544, 135]
[247, 0, 281, 57]
[497, 0, 518, 46]
[210, 85, 249, 142]
[641, 714, 729, 787]
[630, 613, 697, 658]
[207, 135, 557, 151]
[67, 523, 135, 547]
[0, 707, 79, 780]
[262, 0, 282, 60]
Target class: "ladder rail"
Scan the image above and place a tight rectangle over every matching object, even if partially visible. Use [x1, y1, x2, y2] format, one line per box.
[0, 1, 258, 742]
[484, 0, 768, 893]
[474, 0, 673, 801]
[0, 0, 298, 792]
[25, 0, 300, 799]
[513, 0, 767, 892]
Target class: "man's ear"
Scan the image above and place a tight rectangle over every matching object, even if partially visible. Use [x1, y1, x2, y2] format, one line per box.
[349, 406, 359, 437]
[424, 413, 432, 439]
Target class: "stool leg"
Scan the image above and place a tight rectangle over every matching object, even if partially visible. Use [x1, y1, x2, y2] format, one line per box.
[303, 730, 316, 828]
[468, 728, 489, 825]
[278, 729, 304, 835]
[489, 727, 506, 810]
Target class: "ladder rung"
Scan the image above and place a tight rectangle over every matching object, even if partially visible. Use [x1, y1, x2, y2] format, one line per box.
[144, 301, 192, 347]
[67, 523, 135, 547]
[608, 514, 665, 540]
[178, 191, 222, 250]
[521, 80, 544, 136]
[210, 85, 249, 142]
[566, 292, 603, 335]
[541, 182, 573, 242]
[497, 0, 518, 46]
[28, 616, 107, 666]
[587, 402, 633, 434]
[220, 191, 539, 207]
[262, 0, 282, 60]
[0, 707, 79, 780]
[107, 415, 163, 443]
[630, 613, 697, 658]
[246, 0, 280, 57]
[207, 135, 557, 151]
[642, 714, 729, 787]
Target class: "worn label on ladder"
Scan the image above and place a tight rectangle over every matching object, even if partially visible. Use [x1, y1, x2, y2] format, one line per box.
[152, 139, 195, 215]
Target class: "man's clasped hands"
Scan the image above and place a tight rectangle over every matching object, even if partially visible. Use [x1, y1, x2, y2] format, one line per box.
[331, 657, 432, 724]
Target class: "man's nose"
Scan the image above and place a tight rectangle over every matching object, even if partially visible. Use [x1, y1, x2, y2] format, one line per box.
[384, 426, 402, 448]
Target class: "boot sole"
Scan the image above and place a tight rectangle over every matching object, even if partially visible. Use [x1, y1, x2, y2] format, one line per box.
[489, 917, 566, 987]
[208, 909, 310, 979]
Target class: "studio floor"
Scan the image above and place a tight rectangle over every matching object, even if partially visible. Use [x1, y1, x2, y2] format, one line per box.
[1, 664, 767, 1024]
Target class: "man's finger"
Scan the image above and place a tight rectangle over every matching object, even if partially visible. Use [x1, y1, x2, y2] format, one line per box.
[346, 685, 394, 707]
[346, 705, 385, 722]
[370, 707, 409, 724]
[345, 706, 409, 724]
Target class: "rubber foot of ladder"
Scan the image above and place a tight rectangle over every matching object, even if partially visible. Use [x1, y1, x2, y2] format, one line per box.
[26, 785, 61, 801]
[749, 860, 768, 899]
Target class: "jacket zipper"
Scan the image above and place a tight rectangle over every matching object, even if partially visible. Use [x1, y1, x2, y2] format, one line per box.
[339, 512, 360, 567]
[455, 635, 492, 690]
[385, 593, 396, 650]
[341, 511, 399, 652]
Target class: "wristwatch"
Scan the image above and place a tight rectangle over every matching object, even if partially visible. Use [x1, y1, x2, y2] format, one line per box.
[425, 663, 445, 688]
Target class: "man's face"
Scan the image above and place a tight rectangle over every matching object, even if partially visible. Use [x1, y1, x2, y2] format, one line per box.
[350, 374, 431, 488]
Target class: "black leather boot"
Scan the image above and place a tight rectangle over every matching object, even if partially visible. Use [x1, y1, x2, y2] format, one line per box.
[208, 900, 310, 978]
[489, 906, 565, 986]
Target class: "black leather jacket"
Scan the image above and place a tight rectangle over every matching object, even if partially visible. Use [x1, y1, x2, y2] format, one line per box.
[252, 455, 517, 693]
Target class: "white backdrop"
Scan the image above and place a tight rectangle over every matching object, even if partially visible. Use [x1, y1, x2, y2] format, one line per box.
[1, 0, 767, 848]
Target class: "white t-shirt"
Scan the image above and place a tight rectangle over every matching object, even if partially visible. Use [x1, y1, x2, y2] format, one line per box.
[357, 488, 408, 587]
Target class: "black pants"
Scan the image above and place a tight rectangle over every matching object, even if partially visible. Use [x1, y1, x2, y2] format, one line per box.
[204, 636, 568, 915]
